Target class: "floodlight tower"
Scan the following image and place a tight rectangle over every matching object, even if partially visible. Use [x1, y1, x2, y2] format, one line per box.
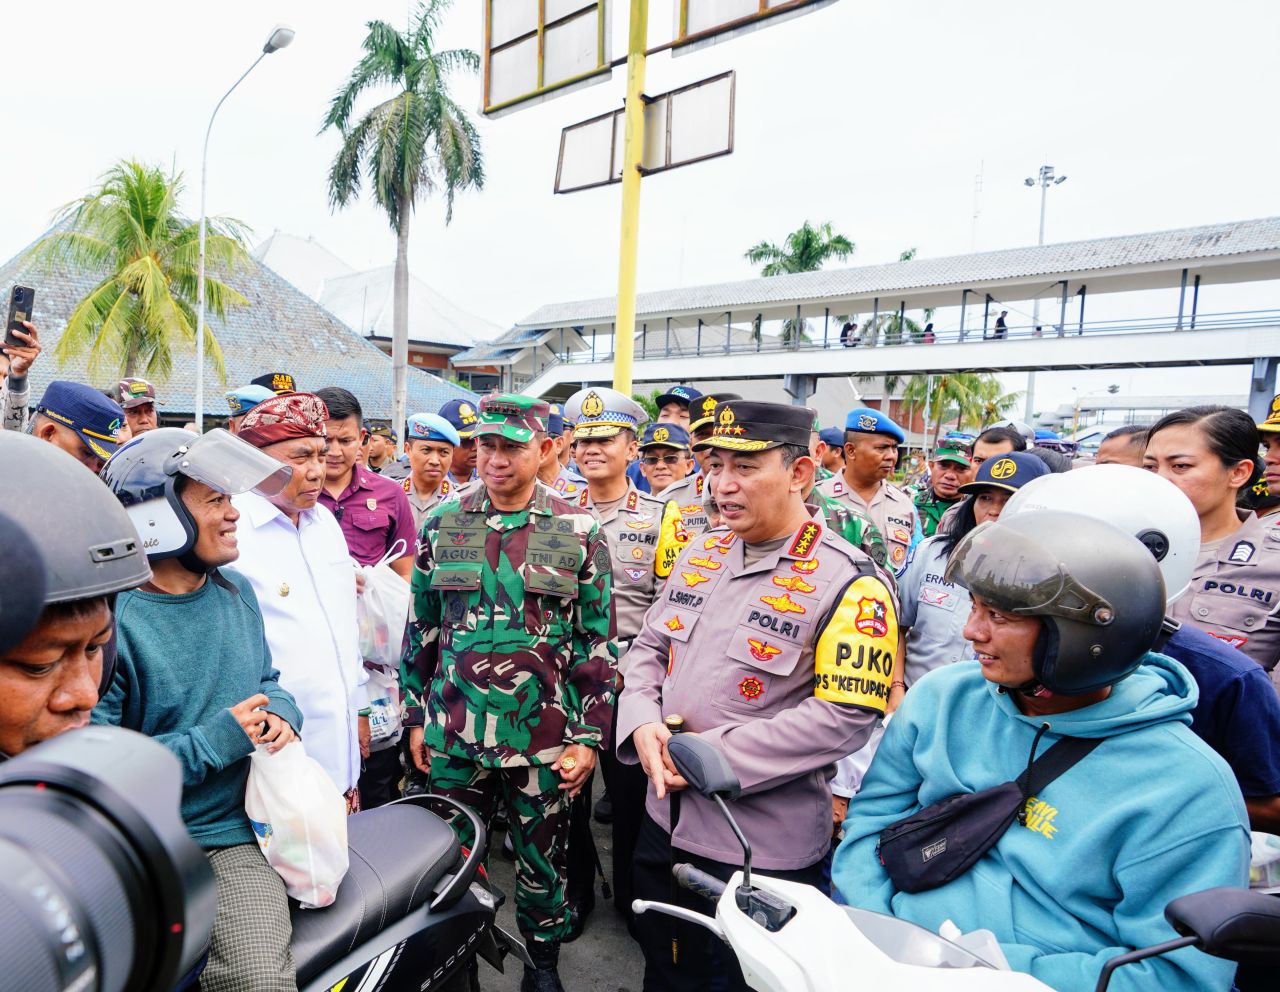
[1022, 163, 1067, 421]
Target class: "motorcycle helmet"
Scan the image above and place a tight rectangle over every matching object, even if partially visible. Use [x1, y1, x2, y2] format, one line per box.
[944, 510, 1166, 695]
[101, 428, 292, 571]
[0, 431, 152, 602]
[1001, 465, 1199, 606]
[0, 511, 48, 655]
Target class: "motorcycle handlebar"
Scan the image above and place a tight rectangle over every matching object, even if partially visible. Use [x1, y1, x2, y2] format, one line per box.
[674, 863, 727, 902]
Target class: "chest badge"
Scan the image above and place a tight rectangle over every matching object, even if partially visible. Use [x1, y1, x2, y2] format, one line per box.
[624, 567, 646, 581]
[855, 597, 889, 637]
[278, 582, 290, 597]
[687, 555, 721, 571]
[760, 593, 806, 615]
[773, 575, 815, 594]
[1228, 541, 1256, 564]
[631, 547, 646, 560]
[366, 498, 378, 510]
[747, 638, 781, 661]
[738, 676, 765, 701]
[665, 615, 685, 632]
[682, 571, 710, 588]
[791, 558, 820, 575]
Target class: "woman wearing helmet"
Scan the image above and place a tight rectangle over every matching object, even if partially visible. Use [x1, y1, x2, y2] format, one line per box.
[96, 427, 303, 992]
[0, 432, 151, 759]
[1144, 405, 1280, 676]
[1003, 465, 1280, 834]
[833, 510, 1250, 992]
[893, 451, 1050, 691]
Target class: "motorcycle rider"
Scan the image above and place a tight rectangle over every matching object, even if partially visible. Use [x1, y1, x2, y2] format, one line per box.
[1003, 465, 1280, 833]
[833, 510, 1250, 992]
[96, 427, 304, 992]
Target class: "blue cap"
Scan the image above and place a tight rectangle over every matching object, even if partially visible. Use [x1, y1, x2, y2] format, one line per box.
[406, 413, 460, 446]
[639, 422, 690, 451]
[547, 403, 566, 435]
[36, 381, 126, 461]
[959, 451, 1051, 494]
[1034, 429, 1061, 440]
[844, 406, 906, 444]
[225, 384, 276, 417]
[438, 398, 480, 439]
[656, 385, 703, 409]
[817, 427, 845, 448]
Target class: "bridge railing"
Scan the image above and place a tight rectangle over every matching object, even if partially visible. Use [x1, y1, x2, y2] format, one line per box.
[526, 307, 1280, 375]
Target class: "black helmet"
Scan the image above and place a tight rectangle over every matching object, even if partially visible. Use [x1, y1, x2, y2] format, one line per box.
[101, 428, 292, 570]
[0, 431, 152, 602]
[0, 511, 48, 655]
[944, 510, 1165, 694]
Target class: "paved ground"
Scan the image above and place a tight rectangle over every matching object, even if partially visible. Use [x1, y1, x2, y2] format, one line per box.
[478, 810, 646, 991]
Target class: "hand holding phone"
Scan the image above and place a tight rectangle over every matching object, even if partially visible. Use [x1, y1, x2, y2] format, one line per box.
[5, 286, 35, 349]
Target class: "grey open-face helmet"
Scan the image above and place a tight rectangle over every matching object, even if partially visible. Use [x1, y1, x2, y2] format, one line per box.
[0, 510, 48, 655]
[101, 428, 291, 572]
[944, 509, 1166, 695]
[0, 431, 152, 605]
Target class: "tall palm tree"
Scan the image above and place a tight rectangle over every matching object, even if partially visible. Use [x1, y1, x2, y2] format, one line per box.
[902, 372, 1022, 454]
[745, 221, 854, 345]
[27, 160, 249, 380]
[323, 0, 484, 436]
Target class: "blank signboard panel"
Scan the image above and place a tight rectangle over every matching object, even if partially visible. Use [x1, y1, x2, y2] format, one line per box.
[485, 1, 610, 113]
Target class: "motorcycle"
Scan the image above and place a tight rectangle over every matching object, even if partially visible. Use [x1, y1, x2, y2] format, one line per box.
[635, 735, 1280, 992]
[291, 793, 530, 992]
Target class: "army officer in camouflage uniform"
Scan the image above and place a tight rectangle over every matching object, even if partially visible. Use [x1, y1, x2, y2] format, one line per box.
[401, 393, 616, 990]
[618, 399, 899, 992]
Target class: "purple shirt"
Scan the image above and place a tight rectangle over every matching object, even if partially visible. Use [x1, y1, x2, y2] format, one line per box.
[318, 464, 418, 567]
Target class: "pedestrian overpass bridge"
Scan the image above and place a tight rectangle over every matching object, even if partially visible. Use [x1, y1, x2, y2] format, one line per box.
[450, 216, 1280, 419]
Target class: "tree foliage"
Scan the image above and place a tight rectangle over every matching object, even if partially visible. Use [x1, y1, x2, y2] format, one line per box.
[744, 221, 855, 343]
[27, 160, 249, 380]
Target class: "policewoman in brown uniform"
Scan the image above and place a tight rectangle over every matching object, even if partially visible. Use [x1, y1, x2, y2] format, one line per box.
[617, 399, 898, 992]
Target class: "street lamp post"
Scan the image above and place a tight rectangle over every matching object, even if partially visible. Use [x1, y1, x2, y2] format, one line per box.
[194, 24, 294, 432]
[1023, 164, 1067, 423]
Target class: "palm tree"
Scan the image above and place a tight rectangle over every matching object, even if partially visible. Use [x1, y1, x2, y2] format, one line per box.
[901, 372, 1022, 454]
[745, 221, 854, 345]
[27, 160, 249, 380]
[323, 0, 484, 439]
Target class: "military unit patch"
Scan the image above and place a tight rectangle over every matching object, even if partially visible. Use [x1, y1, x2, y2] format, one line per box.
[738, 676, 765, 700]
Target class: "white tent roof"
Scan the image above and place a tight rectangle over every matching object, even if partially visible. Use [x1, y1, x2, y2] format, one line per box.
[253, 231, 356, 300]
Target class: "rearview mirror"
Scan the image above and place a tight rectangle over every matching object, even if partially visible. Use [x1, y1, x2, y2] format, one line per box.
[668, 735, 741, 801]
[1165, 887, 1280, 965]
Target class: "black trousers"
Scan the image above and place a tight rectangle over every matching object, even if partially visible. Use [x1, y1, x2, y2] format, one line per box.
[565, 767, 596, 904]
[633, 813, 826, 992]
[599, 737, 648, 927]
[357, 745, 403, 810]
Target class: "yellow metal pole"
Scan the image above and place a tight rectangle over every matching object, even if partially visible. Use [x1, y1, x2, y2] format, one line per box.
[612, 0, 649, 395]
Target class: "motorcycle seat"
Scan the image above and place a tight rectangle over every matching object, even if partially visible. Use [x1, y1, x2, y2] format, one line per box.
[290, 801, 461, 983]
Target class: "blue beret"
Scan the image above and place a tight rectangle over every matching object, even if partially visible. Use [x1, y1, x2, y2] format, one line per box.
[406, 413, 460, 446]
[817, 427, 845, 448]
[844, 406, 906, 444]
[225, 384, 276, 417]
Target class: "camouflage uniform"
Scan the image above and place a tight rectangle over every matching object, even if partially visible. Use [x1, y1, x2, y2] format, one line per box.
[401, 428, 616, 943]
[811, 489, 891, 573]
[913, 489, 962, 538]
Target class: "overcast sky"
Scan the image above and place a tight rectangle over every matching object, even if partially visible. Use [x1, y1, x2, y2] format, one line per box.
[4, 0, 1278, 414]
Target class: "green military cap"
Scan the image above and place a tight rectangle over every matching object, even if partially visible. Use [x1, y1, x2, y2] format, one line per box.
[692, 399, 815, 453]
[933, 444, 972, 468]
[473, 394, 550, 443]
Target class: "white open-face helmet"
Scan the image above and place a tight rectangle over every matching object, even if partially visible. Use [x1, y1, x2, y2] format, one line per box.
[1002, 464, 1200, 606]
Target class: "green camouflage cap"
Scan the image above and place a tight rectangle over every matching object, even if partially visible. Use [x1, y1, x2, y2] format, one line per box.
[474, 394, 549, 443]
[933, 444, 972, 468]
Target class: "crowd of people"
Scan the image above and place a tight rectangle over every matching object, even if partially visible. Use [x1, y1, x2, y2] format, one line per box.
[3, 314, 1279, 992]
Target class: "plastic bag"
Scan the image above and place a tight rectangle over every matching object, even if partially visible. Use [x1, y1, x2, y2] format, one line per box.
[365, 666, 402, 745]
[245, 741, 349, 909]
[356, 541, 412, 670]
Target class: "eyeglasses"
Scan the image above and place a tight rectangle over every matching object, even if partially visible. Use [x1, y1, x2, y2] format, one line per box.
[642, 454, 685, 466]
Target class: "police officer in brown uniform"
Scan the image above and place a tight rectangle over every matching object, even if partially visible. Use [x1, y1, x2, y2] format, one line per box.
[617, 399, 898, 992]
[816, 406, 921, 576]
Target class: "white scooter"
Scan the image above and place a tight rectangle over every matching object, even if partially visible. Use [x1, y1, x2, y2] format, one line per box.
[634, 735, 1280, 992]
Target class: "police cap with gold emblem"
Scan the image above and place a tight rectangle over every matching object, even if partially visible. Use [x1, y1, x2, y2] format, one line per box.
[472, 394, 549, 443]
[639, 422, 690, 451]
[439, 397, 481, 439]
[1257, 393, 1280, 434]
[692, 399, 815, 453]
[958, 450, 1050, 495]
[688, 392, 742, 433]
[564, 386, 648, 440]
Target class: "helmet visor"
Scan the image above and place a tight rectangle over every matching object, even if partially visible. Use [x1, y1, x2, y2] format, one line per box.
[166, 429, 292, 497]
[943, 520, 1116, 625]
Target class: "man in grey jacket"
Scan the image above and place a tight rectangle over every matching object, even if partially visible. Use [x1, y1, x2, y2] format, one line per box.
[0, 320, 40, 432]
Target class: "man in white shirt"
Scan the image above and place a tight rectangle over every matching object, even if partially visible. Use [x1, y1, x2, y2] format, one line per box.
[231, 391, 366, 809]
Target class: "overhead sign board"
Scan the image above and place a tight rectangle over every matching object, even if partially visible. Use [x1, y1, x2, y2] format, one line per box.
[676, 0, 836, 49]
[554, 71, 735, 193]
[483, 0, 613, 116]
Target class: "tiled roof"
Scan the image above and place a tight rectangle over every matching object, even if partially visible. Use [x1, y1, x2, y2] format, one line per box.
[1, 233, 475, 419]
[514, 216, 1280, 328]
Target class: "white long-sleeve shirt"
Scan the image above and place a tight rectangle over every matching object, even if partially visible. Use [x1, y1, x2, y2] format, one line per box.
[230, 492, 365, 792]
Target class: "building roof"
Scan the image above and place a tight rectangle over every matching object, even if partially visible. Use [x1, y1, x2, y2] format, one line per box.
[514, 215, 1280, 328]
[2, 235, 475, 420]
[318, 265, 502, 349]
[252, 230, 356, 300]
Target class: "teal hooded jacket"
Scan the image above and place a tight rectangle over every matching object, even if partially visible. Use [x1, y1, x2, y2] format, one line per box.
[833, 655, 1250, 992]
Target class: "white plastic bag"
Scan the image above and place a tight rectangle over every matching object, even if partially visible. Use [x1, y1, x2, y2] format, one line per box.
[245, 741, 349, 909]
[356, 542, 411, 670]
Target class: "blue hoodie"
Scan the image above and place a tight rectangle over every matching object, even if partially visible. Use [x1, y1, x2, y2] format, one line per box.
[832, 656, 1250, 992]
